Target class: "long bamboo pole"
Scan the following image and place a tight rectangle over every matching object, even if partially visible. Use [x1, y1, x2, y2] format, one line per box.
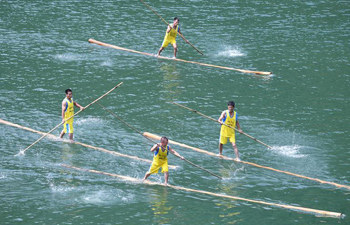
[18, 82, 123, 155]
[139, 0, 204, 55]
[143, 132, 350, 190]
[0, 119, 178, 169]
[61, 164, 343, 218]
[88, 39, 272, 75]
[172, 102, 272, 149]
[94, 101, 222, 179]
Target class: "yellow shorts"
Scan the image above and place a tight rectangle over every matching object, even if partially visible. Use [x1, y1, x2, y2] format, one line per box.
[147, 161, 169, 174]
[220, 135, 235, 145]
[63, 122, 74, 134]
[162, 38, 176, 48]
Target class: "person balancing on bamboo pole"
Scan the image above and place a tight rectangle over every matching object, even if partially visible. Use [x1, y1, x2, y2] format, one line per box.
[218, 101, 242, 161]
[157, 17, 188, 59]
[59, 89, 84, 141]
[143, 136, 185, 185]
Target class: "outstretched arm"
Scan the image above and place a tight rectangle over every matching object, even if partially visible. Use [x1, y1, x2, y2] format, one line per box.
[74, 101, 84, 110]
[169, 146, 184, 160]
[178, 27, 189, 43]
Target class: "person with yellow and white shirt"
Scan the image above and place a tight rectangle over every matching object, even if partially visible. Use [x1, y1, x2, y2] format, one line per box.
[59, 89, 84, 141]
[157, 17, 188, 59]
[218, 101, 242, 161]
[143, 136, 184, 185]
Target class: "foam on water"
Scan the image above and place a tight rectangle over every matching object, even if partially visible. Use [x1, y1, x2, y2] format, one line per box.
[33, 88, 49, 92]
[270, 145, 307, 158]
[82, 190, 109, 204]
[0, 172, 7, 179]
[101, 60, 113, 67]
[216, 46, 245, 57]
[81, 190, 135, 205]
[75, 117, 104, 125]
[54, 53, 86, 61]
[228, 163, 246, 180]
[50, 184, 79, 193]
[218, 163, 247, 182]
[146, 174, 164, 184]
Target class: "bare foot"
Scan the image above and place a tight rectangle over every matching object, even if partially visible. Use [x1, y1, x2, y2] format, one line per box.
[164, 182, 168, 186]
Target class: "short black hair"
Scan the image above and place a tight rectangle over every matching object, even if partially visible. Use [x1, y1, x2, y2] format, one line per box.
[174, 17, 179, 21]
[228, 101, 235, 107]
[65, 89, 72, 94]
[161, 136, 169, 142]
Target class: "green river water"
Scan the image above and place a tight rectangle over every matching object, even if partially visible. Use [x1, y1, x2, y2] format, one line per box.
[1, 0, 350, 224]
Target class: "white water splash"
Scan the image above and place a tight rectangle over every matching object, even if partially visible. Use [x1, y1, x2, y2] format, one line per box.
[50, 184, 78, 193]
[33, 88, 48, 92]
[229, 164, 246, 180]
[270, 145, 307, 158]
[14, 150, 25, 157]
[101, 60, 113, 66]
[220, 163, 246, 181]
[146, 174, 164, 184]
[217, 46, 245, 57]
[54, 53, 85, 61]
[81, 190, 134, 205]
[75, 117, 104, 125]
[0, 172, 7, 179]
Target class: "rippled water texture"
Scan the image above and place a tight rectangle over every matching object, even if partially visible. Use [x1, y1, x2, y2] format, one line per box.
[1, 0, 350, 224]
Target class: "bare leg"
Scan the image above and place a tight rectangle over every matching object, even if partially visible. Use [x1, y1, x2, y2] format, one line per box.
[60, 130, 65, 138]
[157, 47, 165, 56]
[219, 143, 224, 155]
[143, 173, 151, 181]
[69, 133, 74, 142]
[164, 172, 169, 185]
[232, 142, 240, 161]
[172, 43, 177, 58]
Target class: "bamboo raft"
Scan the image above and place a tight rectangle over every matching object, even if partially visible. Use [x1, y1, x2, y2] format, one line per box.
[1, 118, 345, 218]
[143, 132, 350, 190]
[0, 119, 178, 169]
[61, 164, 343, 218]
[88, 39, 272, 75]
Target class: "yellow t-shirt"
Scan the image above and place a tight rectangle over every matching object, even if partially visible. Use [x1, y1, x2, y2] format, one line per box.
[153, 145, 169, 164]
[164, 23, 179, 41]
[63, 97, 74, 123]
[220, 110, 237, 137]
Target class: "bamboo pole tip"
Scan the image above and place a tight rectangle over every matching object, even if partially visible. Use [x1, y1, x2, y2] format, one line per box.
[255, 71, 273, 75]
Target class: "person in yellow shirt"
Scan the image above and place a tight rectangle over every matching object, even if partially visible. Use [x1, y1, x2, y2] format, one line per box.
[218, 101, 242, 161]
[143, 136, 184, 185]
[157, 17, 187, 59]
[59, 89, 84, 141]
